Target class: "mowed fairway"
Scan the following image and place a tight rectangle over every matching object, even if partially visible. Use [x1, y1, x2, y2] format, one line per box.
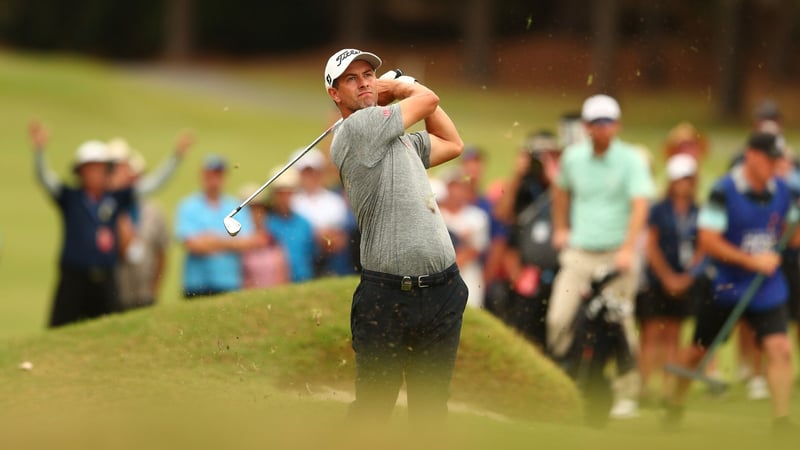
[1, 51, 799, 448]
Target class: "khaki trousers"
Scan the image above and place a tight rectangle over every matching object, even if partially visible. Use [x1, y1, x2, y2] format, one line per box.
[546, 247, 641, 401]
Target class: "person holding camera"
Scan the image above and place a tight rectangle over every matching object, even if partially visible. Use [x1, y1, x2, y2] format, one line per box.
[494, 130, 561, 347]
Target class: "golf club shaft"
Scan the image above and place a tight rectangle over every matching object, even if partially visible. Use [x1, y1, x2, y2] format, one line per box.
[228, 117, 344, 219]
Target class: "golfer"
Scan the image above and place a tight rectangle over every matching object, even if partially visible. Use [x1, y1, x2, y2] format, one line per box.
[324, 48, 467, 423]
[667, 132, 800, 432]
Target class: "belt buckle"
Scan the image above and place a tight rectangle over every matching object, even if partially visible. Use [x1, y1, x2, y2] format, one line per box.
[401, 276, 412, 291]
[418, 275, 430, 288]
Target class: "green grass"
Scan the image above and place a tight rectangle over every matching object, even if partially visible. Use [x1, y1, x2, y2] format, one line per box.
[0, 278, 797, 449]
[1, 49, 799, 338]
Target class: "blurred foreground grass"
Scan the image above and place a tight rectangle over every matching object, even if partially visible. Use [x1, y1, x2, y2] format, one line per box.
[0, 277, 797, 449]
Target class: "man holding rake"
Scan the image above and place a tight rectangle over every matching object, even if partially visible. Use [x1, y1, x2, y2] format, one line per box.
[666, 132, 800, 433]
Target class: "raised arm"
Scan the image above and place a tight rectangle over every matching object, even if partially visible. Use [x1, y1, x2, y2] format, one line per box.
[379, 78, 463, 167]
[135, 132, 193, 197]
[30, 121, 62, 197]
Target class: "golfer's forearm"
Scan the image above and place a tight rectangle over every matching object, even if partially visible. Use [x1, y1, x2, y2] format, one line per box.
[34, 151, 62, 196]
[426, 107, 463, 167]
[135, 153, 180, 197]
[396, 82, 439, 129]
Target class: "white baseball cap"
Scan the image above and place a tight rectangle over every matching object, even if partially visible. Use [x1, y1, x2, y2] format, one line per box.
[581, 94, 621, 123]
[324, 48, 382, 90]
[269, 166, 300, 191]
[73, 140, 110, 170]
[666, 153, 698, 181]
[107, 137, 132, 162]
[293, 148, 327, 171]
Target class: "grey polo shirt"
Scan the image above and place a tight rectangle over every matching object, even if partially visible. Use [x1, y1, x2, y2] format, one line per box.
[330, 104, 455, 275]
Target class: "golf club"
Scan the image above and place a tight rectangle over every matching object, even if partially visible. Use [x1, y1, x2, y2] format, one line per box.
[664, 219, 798, 394]
[223, 117, 343, 236]
[223, 68, 404, 236]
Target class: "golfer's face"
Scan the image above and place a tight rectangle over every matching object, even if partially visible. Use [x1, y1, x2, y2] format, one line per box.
[333, 60, 377, 111]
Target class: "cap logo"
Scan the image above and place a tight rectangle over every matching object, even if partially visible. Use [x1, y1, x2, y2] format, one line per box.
[335, 49, 360, 67]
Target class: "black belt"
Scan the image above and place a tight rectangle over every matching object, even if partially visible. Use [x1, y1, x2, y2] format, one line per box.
[360, 264, 459, 291]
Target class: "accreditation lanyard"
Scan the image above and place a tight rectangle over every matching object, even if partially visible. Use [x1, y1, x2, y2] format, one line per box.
[673, 204, 697, 270]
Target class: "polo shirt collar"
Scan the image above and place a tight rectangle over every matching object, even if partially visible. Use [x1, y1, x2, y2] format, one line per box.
[591, 138, 621, 160]
[731, 165, 775, 194]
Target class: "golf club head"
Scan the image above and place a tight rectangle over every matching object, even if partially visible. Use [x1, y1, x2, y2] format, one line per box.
[223, 215, 242, 236]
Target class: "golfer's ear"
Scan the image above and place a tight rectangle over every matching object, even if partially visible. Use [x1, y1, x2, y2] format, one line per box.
[327, 87, 340, 103]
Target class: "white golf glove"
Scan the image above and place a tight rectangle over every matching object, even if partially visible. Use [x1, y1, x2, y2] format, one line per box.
[379, 69, 417, 84]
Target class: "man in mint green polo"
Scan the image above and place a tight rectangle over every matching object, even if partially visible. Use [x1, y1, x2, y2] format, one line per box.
[548, 94, 655, 420]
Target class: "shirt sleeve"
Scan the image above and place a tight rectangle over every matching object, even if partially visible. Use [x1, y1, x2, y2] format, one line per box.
[34, 151, 63, 199]
[135, 153, 180, 197]
[175, 199, 201, 241]
[339, 104, 405, 168]
[697, 186, 728, 232]
[627, 150, 656, 199]
[405, 131, 432, 168]
[555, 151, 572, 191]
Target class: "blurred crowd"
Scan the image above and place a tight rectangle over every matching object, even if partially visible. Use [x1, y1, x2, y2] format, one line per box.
[29, 94, 800, 426]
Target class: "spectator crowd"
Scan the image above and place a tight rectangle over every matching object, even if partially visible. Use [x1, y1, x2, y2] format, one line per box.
[30, 94, 800, 430]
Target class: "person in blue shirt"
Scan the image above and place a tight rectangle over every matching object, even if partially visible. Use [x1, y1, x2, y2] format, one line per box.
[175, 154, 265, 298]
[30, 122, 134, 327]
[264, 167, 316, 283]
[636, 153, 709, 404]
[666, 133, 800, 432]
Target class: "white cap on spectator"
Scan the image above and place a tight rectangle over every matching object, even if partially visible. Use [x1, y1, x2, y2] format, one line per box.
[582, 94, 621, 123]
[270, 166, 300, 190]
[293, 148, 327, 171]
[73, 140, 110, 170]
[666, 153, 697, 181]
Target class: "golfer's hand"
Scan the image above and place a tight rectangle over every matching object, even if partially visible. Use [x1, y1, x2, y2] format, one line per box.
[29, 121, 48, 151]
[749, 251, 781, 275]
[376, 79, 396, 106]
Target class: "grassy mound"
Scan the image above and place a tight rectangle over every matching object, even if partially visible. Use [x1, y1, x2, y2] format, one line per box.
[0, 276, 581, 423]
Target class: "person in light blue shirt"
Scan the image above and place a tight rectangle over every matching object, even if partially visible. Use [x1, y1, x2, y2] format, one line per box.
[264, 167, 317, 283]
[175, 154, 265, 298]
